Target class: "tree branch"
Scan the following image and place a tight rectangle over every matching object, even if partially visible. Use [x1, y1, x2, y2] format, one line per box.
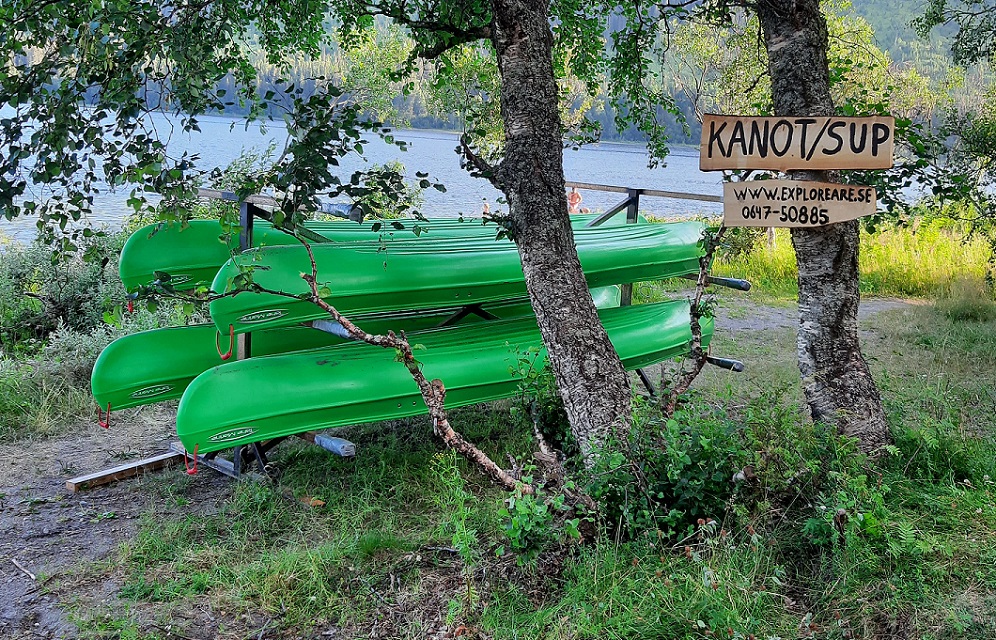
[662, 226, 727, 415]
[295, 238, 530, 493]
[458, 133, 502, 188]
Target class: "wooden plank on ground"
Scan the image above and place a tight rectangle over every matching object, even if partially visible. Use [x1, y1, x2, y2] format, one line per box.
[66, 451, 183, 492]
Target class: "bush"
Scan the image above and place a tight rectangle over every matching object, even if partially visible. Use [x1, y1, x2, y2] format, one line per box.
[585, 398, 749, 538]
[510, 359, 575, 460]
[0, 231, 203, 439]
[718, 226, 769, 261]
[0, 233, 127, 351]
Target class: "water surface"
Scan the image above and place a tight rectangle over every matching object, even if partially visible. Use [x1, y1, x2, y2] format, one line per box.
[0, 113, 722, 242]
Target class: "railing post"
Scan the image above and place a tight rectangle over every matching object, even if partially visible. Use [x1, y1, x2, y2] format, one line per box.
[625, 188, 640, 224]
[619, 188, 641, 306]
[237, 201, 253, 360]
[238, 201, 253, 253]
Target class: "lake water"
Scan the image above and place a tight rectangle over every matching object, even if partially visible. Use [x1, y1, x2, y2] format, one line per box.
[0, 113, 722, 242]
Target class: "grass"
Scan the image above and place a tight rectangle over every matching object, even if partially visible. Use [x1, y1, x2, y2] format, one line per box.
[57, 298, 996, 640]
[6, 214, 996, 638]
[0, 357, 95, 440]
[712, 222, 993, 301]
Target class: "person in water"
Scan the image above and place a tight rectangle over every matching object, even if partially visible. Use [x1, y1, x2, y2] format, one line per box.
[567, 187, 582, 214]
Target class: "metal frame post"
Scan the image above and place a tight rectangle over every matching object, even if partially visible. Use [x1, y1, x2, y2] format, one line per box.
[237, 201, 255, 360]
[619, 188, 641, 307]
[232, 201, 255, 476]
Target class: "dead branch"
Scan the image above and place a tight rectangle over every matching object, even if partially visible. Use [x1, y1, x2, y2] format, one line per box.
[296, 240, 531, 494]
[662, 226, 728, 415]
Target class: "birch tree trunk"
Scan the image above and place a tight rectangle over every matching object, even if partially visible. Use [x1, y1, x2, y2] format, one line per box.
[490, 0, 631, 461]
[756, 0, 891, 455]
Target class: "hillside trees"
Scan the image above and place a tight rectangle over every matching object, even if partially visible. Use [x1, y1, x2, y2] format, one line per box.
[915, 0, 996, 65]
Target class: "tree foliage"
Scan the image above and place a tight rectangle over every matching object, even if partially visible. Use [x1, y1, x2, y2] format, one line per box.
[914, 0, 996, 65]
[0, 0, 432, 251]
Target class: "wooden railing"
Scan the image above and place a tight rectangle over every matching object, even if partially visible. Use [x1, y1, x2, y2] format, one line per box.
[563, 180, 721, 229]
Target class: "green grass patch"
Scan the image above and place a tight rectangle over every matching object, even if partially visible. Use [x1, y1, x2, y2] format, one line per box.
[936, 276, 996, 322]
[70, 301, 996, 639]
[0, 357, 94, 440]
[102, 406, 521, 636]
[712, 222, 993, 301]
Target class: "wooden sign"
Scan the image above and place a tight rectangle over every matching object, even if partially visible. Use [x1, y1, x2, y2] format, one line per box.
[723, 180, 876, 227]
[700, 114, 894, 171]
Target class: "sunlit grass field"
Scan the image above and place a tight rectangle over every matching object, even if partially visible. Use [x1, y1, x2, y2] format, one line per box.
[712, 222, 993, 300]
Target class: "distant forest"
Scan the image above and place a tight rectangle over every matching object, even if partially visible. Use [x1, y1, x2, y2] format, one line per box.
[141, 1, 986, 145]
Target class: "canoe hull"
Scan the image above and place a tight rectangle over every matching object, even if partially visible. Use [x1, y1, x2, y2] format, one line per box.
[119, 214, 646, 291]
[209, 222, 706, 334]
[176, 301, 712, 454]
[91, 288, 620, 411]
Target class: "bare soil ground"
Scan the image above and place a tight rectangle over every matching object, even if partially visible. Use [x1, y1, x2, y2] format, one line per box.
[0, 406, 235, 639]
[0, 298, 920, 639]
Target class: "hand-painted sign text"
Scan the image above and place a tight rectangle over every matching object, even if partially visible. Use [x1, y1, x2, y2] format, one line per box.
[701, 115, 895, 171]
[723, 180, 876, 227]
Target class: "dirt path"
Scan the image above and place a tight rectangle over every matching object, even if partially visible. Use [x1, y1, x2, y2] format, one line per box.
[0, 407, 233, 639]
[0, 297, 920, 639]
[714, 296, 921, 334]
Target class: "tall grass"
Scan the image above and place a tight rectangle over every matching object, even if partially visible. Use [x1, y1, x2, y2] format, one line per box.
[713, 222, 993, 299]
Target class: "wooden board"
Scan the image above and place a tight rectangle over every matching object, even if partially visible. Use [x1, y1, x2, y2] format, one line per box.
[723, 180, 876, 227]
[700, 114, 894, 171]
[66, 451, 183, 492]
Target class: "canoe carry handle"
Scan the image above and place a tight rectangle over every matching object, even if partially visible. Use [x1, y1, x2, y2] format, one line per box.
[216, 324, 235, 361]
[125, 292, 138, 314]
[96, 402, 111, 429]
[706, 356, 745, 372]
[184, 443, 199, 475]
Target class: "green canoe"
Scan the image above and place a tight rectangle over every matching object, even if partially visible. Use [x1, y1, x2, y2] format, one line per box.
[210, 221, 706, 334]
[119, 213, 643, 292]
[176, 300, 712, 455]
[90, 287, 621, 413]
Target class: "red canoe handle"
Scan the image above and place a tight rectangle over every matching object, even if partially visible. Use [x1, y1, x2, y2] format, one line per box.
[216, 324, 235, 361]
[184, 443, 200, 475]
[96, 402, 111, 429]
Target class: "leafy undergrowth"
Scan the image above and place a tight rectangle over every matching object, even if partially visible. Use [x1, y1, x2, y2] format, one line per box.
[0, 231, 203, 441]
[62, 302, 996, 640]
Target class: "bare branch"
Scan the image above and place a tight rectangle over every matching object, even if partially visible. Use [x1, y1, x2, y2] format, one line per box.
[295, 236, 530, 493]
[662, 226, 728, 415]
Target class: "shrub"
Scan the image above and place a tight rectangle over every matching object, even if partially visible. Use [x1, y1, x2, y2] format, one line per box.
[718, 226, 769, 261]
[0, 230, 203, 439]
[0, 233, 127, 351]
[585, 398, 749, 538]
[509, 358, 575, 460]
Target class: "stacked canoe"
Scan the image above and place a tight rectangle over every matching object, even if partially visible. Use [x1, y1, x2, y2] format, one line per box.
[92, 213, 714, 456]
